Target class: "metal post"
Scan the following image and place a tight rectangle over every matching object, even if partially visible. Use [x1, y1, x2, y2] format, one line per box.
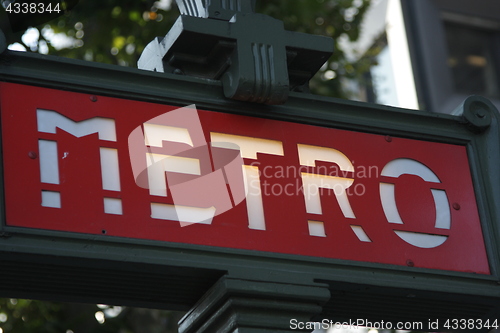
[178, 276, 330, 333]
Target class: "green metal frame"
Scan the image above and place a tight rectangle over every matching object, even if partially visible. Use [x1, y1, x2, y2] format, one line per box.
[1, 51, 500, 328]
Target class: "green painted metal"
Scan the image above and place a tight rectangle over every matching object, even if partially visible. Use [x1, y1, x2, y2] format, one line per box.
[178, 277, 330, 333]
[175, 0, 257, 21]
[0, 51, 500, 330]
[138, 0, 333, 104]
[0, 30, 5, 54]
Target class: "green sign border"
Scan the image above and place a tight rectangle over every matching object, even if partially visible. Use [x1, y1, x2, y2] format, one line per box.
[1, 51, 499, 323]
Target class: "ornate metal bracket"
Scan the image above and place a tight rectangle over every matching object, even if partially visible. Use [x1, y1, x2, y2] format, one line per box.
[138, 0, 333, 105]
[456, 95, 494, 133]
[176, 0, 257, 20]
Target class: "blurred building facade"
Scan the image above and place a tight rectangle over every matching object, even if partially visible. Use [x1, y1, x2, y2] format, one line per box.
[349, 0, 500, 114]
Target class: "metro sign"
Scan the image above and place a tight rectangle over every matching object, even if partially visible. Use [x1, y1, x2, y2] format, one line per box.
[0, 82, 489, 274]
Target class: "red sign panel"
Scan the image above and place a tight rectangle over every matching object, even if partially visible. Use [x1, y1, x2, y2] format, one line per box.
[0, 83, 490, 274]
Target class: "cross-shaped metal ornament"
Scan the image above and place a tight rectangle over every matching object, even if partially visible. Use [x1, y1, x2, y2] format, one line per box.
[138, 0, 333, 105]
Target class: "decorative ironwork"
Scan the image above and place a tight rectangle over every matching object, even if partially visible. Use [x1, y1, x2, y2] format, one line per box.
[138, 0, 333, 105]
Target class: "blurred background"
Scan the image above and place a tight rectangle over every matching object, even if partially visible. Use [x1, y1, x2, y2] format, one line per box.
[2, 0, 499, 113]
[1, 0, 499, 332]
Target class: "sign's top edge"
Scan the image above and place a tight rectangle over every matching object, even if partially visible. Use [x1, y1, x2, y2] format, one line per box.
[0, 50, 451, 118]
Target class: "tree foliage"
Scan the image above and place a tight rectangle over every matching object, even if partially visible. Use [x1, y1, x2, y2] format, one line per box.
[0, 298, 183, 333]
[4, 0, 371, 99]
